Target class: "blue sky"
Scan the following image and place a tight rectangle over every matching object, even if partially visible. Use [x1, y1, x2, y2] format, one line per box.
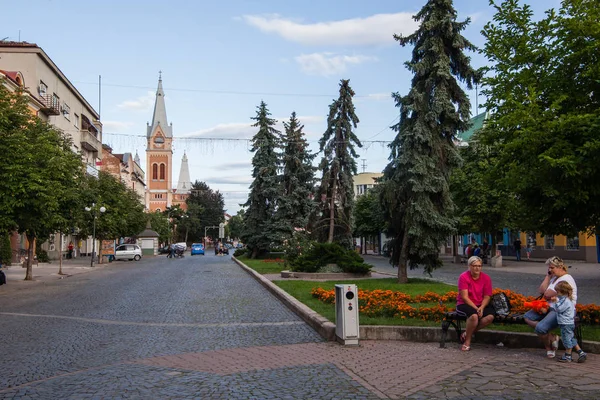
[2, 0, 558, 214]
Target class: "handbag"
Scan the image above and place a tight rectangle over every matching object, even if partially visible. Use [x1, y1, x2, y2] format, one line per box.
[490, 292, 511, 316]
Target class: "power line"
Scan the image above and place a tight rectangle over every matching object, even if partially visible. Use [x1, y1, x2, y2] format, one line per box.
[72, 80, 349, 98]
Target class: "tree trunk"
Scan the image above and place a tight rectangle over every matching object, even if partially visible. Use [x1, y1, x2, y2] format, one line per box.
[397, 229, 409, 283]
[58, 232, 64, 275]
[25, 234, 35, 281]
[328, 180, 336, 243]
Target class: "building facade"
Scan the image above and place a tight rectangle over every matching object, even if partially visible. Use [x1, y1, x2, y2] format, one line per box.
[145, 75, 190, 212]
[0, 41, 103, 261]
[101, 145, 146, 203]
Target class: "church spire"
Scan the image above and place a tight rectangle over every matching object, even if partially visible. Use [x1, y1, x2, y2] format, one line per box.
[147, 72, 172, 138]
[176, 151, 192, 193]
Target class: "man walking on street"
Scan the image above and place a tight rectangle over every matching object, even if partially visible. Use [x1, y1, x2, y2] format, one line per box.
[514, 237, 522, 261]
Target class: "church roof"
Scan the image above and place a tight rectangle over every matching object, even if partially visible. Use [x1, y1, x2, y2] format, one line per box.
[176, 151, 192, 193]
[147, 74, 172, 138]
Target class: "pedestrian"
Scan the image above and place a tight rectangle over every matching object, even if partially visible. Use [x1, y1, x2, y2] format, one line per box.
[513, 237, 522, 261]
[524, 256, 578, 359]
[168, 243, 175, 259]
[551, 281, 587, 363]
[525, 244, 533, 261]
[215, 240, 219, 255]
[456, 256, 495, 351]
[67, 241, 74, 259]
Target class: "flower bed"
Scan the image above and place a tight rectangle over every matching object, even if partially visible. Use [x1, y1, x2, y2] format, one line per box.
[311, 287, 600, 324]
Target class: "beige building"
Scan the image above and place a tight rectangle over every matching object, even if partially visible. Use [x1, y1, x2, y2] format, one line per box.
[0, 41, 102, 176]
[1, 41, 103, 260]
[353, 172, 382, 197]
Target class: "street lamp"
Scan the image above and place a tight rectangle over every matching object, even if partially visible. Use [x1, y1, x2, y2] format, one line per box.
[84, 203, 106, 267]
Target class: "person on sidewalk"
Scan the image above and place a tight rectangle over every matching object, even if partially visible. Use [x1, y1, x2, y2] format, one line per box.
[513, 237, 522, 261]
[524, 256, 578, 359]
[551, 281, 587, 363]
[67, 242, 74, 259]
[456, 256, 495, 351]
[525, 244, 533, 261]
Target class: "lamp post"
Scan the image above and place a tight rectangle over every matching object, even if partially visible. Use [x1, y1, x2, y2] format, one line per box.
[85, 203, 106, 267]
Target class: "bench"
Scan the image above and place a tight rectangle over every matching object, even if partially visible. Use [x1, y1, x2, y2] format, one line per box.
[440, 311, 583, 348]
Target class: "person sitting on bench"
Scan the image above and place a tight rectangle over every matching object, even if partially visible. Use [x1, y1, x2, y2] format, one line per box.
[456, 256, 495, 351]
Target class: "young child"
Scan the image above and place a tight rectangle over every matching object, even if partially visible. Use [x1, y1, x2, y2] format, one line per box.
[552, 281, 587, 363]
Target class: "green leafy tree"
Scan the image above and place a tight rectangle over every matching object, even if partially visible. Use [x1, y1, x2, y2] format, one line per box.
[381, 0, 479, 282]
[276, 112, 316, 240]
[76, 171, 146, 262]
[147, 211, 171, 244]
[10, 119, 85, 279]
[242, 101, 281, 258]
[227, 209, 245, 241]
[186, 181, 224, 244]
[479, 0, 600, 237]
[450, 140, 515, 253]
[354, 186, 385, 253]
[0, 80, 31, 233]
[315, 79, 361, 246]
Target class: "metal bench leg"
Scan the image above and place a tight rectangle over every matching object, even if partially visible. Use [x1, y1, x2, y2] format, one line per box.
[441, 320, 450, 348]
[576, 323, 583, 349]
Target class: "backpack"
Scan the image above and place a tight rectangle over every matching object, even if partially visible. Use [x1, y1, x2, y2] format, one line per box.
[490, 292, 511, 316]
[0, 270, 6, 285]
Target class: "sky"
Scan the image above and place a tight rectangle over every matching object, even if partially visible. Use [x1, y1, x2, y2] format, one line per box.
[1, 0, 559, 214]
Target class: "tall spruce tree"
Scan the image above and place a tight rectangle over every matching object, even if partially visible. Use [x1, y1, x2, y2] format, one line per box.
[242, 101, 281, 258]
[381, 0, 479, 282]
[276, 112, 316, 239]
[316, 79, 361, 246]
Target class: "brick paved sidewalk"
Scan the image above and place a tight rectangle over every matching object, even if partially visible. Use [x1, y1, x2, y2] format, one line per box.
[2, 341, 597, 399]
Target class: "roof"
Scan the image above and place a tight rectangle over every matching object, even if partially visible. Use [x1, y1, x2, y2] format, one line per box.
[147, 75, 172, 138]
[0, 69, 21, 85]
[0, 41, 100, 120]
[457, 112, 487, 143]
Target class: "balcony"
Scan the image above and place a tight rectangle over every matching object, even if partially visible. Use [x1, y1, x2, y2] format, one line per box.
[80, 129, 101, 153]
[38, 94, 60, 115]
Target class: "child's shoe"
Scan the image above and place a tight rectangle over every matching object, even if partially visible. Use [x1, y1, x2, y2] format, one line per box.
[558, 353, 572, 363]
[577, 350, 587, 363]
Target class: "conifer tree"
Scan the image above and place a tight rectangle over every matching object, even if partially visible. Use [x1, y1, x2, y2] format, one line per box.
[242, 101, 281, 258]
[316, 79, 361, 246]
[276, 112, 316, 239]
[381, 0, 479, 282]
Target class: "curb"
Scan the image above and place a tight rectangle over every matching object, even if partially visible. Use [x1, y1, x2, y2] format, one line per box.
[233, 256, 600, 354]
[233, 257, 335, 341]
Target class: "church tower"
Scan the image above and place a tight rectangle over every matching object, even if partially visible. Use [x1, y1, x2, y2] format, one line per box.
[146, 73, 173, 212]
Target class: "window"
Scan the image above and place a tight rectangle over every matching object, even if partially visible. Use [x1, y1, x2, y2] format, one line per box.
[566, 236, 580, 251]
[39, 81, 47, 96]
[160, 163, 166, 180]
[73, 113, 79, 128]
[356, 184, 368, 195]
[544, 235, 555, 250]
[152, 164, 158, 180]
[62, 103, 70, 120]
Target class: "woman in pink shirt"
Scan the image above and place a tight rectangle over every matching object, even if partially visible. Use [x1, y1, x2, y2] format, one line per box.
[456, 256, 495, 351]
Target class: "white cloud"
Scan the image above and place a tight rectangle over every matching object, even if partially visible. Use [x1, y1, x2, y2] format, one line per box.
[275, 115, 323, 125]
[206, 176, 253, 185]
[182, 122, 255, 139]
[295, 53, 376, 76]
[241, 12, 418, 46]
[117, 91, 155, 111]
[102, 120, 134, 132]
[366, 93, 392, 101]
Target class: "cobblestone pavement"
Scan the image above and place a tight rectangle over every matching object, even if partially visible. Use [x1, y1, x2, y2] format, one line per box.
[1, 253, 599, 399]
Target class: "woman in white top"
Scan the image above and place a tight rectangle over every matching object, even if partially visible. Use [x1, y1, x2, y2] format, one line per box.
[524, 256, 577, 358]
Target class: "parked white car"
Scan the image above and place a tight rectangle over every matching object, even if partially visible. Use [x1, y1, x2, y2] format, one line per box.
[114, 244, 142, 261]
